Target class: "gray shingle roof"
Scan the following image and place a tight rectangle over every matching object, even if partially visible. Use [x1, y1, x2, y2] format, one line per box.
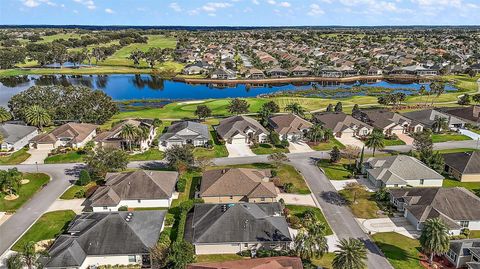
[215, 115, 268, 140]
[268, 114, 312, 135]
[0, 123, 37, 144]
[443, 151, 480, 174]
[160, 121, 210, 142]
[185, 203, 291, 244]
[46, 211, 165, 268]
[313, 112, 372, 133]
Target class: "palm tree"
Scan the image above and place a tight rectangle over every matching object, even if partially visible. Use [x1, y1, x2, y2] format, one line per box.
[365, 129, 385, 157]
[119, 123, 139, 151]
[307, 124, 324, 143]
[420, 218, 450, 265]
[0, 107, 12, 123]
[23, 105, 51, 130]
[294, 221, 329, 260]
[419, 85, 427, 106]
[432, 82, 445, 105]
[285, 103, 305, 117]
[432, 116, 448, 133]
[6, 253, 23, 269]
[332, 238, 367, 269]
[20, 241, 46, 269]
[323, 129, 334, 142]
[137, 125, 150, 143]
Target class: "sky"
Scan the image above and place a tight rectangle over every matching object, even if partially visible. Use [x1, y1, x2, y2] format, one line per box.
[1, 0, 479, 26]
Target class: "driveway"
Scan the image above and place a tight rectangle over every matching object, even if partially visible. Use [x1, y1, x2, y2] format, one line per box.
[396, 133, 414, 145]
[358, 217, 420, 239]
[457, 128, 480, 141]
[47, 199, 85, 214]
[288, 141, 314, 153]
[336, 135, 364, 148]
[277, 193, 316, 206]
[225, 143, 256, 157]
[22, 149, 51, 164]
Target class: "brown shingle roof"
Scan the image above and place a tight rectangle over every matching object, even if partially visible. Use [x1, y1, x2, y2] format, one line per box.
[187, 256, 303, 269]
[443, 151, 480, 174]
[269, 114, 313, 135]
[31, 123, 97, 144]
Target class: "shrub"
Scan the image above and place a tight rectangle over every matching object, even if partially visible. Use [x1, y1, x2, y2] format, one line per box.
[176, 177, 186, 192]
[280, 139, 289, 148]
[287, 215, 302, 229]
[74, 189, 86, 198]
[152, 118, 163, 128]
[238, 250, 252, 257]
[158, 231, 171, 246]
[77, 169, 91, 186]
[164, 213, 175, 227]
[118, 206, 128, 211]
[283, 182, 294, 193]
[270, 170, 278, 177]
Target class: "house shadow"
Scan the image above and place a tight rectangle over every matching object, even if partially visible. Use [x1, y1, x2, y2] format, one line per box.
[137, 161, 172, 171]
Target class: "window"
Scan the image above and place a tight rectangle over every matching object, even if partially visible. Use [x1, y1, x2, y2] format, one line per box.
[230, 196, 233, 199]
[103, 206, 108, 210]
[460, 221, 469, 228]
[447, 250, 457, 262]
[137, 199, 141, 203]
[261, 197, 265, 202]
[473, 255, 479, 262]
[244, 243, 248, 247]
[419, 179, 424, 185]
[128, 255, 136, 262]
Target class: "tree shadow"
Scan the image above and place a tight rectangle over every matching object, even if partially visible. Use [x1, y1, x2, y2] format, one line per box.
[138, 161, 172, 171]
[320, 191, 347, 206]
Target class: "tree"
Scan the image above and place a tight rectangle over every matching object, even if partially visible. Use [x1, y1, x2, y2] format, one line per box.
[351, 104, 360, 116]
[307, 123, 324, 143]
[412, 129, 433, 153]
[77, 169, 91, 186]
[85, 148, 128, 179]
[334, 102, 343, 112]
[268, 152, 289, 167]
[330, 146, 341, 163]
[144, 47, 163, 68]
[165, 144, 195, 170]
[0, 47, 26, 69]
[227, 98, 250, 115]
[6, 253, 23, 269]
[357, 146, 365, 172]
[473, 94, 480, 104]
[365, 129, 385, 157]
[342, 145, 361, 165]
[420, 218, 450, 264]
[150, 242, 170, 269]
[420, 150, 445, 174]
[167, 240, 195, 269]
[294, 221, 329, 260]
[432, 82, 445, 105]
[119, 123, 139, 151]
[432, 116, 448, 133]
[23, 105, 51, 130]
[261, 100, 280, 113]
[419, 85, 427, 106]
[285, 103, 305, 117]
[0, 107, 12, 123]
[326, 104, 334, 112]
[343, 182, 365, 204]
[0, 168, 22, 197]
[332, 238, 367, 269]
[258, 107, 272, 127]
[129, 50, 144, 67]
[19, 241, 47, 269]
[458, 94, 471, 105]
[194, 105, 212, 120]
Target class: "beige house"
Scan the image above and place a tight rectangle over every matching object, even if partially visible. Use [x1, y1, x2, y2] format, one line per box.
[313, 112, 373, 138]
[95, 119, 155, 151]
[444, 151, 480, 182]
[30, 123, 97, 150]
[268, 114, 313, 141]
[199, 168, 277, 203]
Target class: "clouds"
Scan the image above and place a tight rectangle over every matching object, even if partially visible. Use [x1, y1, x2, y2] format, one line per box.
[104, 8, 114, 14]
[169, 2, 182, 12]
[21, 0, 57, 8]
[308, 3, 324, 16]
[267, 0, 291, 8]
[73, 0, 95, 10]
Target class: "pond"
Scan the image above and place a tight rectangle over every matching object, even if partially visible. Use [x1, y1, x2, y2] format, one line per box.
[0, 74, 457, 107]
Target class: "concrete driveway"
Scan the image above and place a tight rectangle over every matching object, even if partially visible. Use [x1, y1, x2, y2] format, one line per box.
[358, 217, 420, 239]
[337, 135, 364, 148]
[22, 148, 51, 164]
[396, 133, 414, 145]
[225, 143, 256, 157]
[457, 128, 480, 140]
[288, 141, 314, 153]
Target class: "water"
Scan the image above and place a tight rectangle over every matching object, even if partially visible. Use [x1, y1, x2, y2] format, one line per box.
[0, 74, 457, 107]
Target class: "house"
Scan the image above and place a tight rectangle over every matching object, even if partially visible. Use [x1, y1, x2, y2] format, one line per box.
[443, 151, 480, 182]
[215, 115, 268, 144]
[402, 109, 466, 129]
[353, 109, 423, 135]
[313, 112, 373, 138]
[43, 211, 166, 269]
[95, 119, 155, 151]
[290, 66, 311, 77]
[183, 62, 210, 75]
[446, 239, 480, 268]
[437, 106, 480, 127]
[363, 155, 444, 187]
[245, 68, 266, 79]
[184, 203, 292, 255]
[265, 67, 288, 78]
[199, 168, 277, 203]
[268, 114, 313, 141]
[30, 123, 97, 150]
[389, 187, 480, 235]
[367, 66, 383, 76]
[87, 170, 178, 212]
[187, 256, 303, 269]
[0, 123, 38, 151]
[159, 121, 210, 149]
[211, 69, 236, 80]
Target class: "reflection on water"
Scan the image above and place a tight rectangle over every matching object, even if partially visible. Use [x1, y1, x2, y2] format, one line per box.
[0, 74, 457, 107]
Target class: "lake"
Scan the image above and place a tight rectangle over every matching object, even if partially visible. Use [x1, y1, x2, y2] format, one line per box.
[0, 74, 457, 107]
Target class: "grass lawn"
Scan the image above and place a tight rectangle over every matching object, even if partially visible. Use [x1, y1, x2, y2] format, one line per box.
[12, 210, 76, 251]
[442, 178, 480, 196]
[128, 148, 165, 161]
[60, 182, 97, 200]
[192, 129, 228, 158]
[44, 151, 85, 164]
[196, 254, 247, 263]
[470, 230, 480, 238]
[251, 143, 289, 155]
[285, 205, 333, 235]
[431, 133, 472, 143]
[339, 187, 380, 219]
[372, 232, 423, 269]
[0, 149, 31, 165]
[310, 138, 345, 151]
[311, 253, 336, 269]
[0, 173, 50, 212]
[212, 163, 310, 194]
[436, 148, 477, 154]
[318, 159, 354, 180]
[383, 139, 406, 146]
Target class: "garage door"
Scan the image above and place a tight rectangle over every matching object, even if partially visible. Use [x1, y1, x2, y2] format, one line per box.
[231, 136, 246, 144]
[35, 143, 54, 150]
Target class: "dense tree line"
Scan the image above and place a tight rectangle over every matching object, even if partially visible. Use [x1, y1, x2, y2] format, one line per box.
[8, 85, 118, 124]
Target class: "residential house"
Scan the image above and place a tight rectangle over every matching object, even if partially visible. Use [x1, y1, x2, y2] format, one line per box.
[290, 66, 311, 77]
[199, 168, 277, 203]
[363, 155, 444, 187]
[367, 66, 383, 76]
[353, 109, 423, 135]
[44, 211, 166, 269]
[95, 119, 155, 151]
[437, 106, 480, 127]
[443, 151, 480, 182]
[184, 203, 292, 254]
[187, 256, 303, 269]
[183, 62, 210, 75]
[0, 123, 38, 151]
[87, 170, 178, 212]
[30, 123, 97, 150]
[446, 239, 480, 268]
[211, 69, 236, 80]
[159, 121, 210, 149]
[245, 68, 266, 79]
[313, 112, 373, 138]
[268, 114, 312, 141]
[265, 67, 288, 78]
[389, 187, 480, 235]
[215, 115, 268, 144]
[402, 109, 466, 129]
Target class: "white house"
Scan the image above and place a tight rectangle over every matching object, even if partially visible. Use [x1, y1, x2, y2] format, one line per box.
[159, 121, 210, 149]
[30, 123, 97, 150]
[215, 115, 269, 144]
[87, 170, 178, 212]
[0, 123, 38, 151]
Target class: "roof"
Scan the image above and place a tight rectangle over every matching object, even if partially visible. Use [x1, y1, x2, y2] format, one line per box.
[443, 151, 480, 174]
[313, 112, 372, 133]
[356, 109, 410, 129]
[46, 211, 165, 268]
[95, 119, 152, 142]
[200, 168, 276, 198]
[215, 115, 268, 140]
[401, 109, 447, 128]
[389, 187, 480, 225]
[185, 203, 291, 244]
[88, 170, 178, 207]
[365, 155, 444, 184]
[437, 106, 480, 124]
[31, 123, 97, 144]
[268, 114, 313, 135]
[0, 123, 37, 144]
[449, 239, 480, 256]
[160, 121, 210, 142]
[187, 256, 303, 269]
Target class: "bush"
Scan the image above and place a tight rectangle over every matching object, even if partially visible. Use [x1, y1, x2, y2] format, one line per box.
[165, 213, 175, 227]
[271, 170, 278, 177]
[283, 182, 294, 193]
[77, 169, 91, 186]
[74, 189, 86, 198]
[158, 231, 171, 246]
[287, 215, 302, 229]
[238, 250, 252, 257]
[152, 118, 163, 128]
[118, 206, 128, 211]
[280, 139, 289, 148]
[176, 177, 186, 192]
[256, 249, 290, 258]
